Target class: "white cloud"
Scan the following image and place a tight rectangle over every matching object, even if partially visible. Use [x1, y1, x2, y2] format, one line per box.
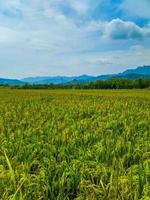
[51, 0, 100, 15]
[65, 0, 90, 14]
[0, 27, 19, 44]
[1, 42, 150, 78]
[0, 1, 150, 78]
[102, 19, 150, 40]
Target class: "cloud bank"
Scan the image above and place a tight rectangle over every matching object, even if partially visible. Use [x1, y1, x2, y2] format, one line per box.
[103, 19, 150, 40]
[0, 0, 150, 78]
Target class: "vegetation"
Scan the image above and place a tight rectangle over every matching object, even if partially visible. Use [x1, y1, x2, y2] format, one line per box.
[0, 89, 150, 200]
[9, 78, 150, 90]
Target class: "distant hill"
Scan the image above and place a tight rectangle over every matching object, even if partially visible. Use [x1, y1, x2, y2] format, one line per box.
[21, 74, 116, 84]
[116, 73, 150, 79]
[115, 66, 150, 79]
[0, 78, 24, 85]
[22, 75, 96, 84]
[21, 65, 150, 84]
[0, 65, 150, 85]
[121, 65, 150, 75]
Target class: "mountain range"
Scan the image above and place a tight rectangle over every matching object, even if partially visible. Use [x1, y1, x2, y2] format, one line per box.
[0, 65, 150, 85]
[0, 78, 25, 85]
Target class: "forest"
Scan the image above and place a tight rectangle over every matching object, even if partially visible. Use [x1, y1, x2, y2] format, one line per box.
[9, 78, 150, 90]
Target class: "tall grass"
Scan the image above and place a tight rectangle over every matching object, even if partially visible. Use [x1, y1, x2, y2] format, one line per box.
[0, 89, 150, 199]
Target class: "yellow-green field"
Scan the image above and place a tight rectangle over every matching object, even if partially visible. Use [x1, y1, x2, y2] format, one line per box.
[0, 89, 150, 200]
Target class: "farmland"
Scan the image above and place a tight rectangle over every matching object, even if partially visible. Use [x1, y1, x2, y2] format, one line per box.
[0, 89, 150, 200]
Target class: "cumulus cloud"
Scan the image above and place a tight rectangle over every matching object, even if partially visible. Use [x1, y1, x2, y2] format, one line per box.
[0, 1, 150, 78]
[103, 19, 150, 40]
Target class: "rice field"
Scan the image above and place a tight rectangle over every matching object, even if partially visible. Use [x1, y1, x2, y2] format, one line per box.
[0, 89, 150, 200]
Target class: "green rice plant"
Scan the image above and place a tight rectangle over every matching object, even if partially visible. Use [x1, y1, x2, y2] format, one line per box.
[0, 89, 149, 199]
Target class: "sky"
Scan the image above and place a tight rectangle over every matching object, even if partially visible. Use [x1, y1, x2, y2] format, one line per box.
[0, 0, 150, 78]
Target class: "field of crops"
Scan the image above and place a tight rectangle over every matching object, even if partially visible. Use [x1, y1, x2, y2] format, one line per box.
[0, 89, 150, 200]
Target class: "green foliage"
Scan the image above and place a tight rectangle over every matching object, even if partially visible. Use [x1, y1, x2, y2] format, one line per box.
[0, 89, 150, 199]
[10, 78, 150, 90]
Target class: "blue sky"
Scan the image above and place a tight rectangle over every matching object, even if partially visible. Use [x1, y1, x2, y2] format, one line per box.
[0, 0, 150, 78]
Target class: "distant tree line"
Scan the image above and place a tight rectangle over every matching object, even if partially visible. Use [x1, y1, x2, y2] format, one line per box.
[5, 78, 150, 89]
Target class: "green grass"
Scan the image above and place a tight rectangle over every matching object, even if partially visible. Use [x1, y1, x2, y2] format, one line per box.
[0, 89, 150, 200]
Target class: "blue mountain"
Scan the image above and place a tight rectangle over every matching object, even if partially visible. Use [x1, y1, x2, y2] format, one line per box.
[21, 66, 150, 84]
[22, 75, 95, 84]
[0, 78, 24, 85]
[121, 65, 150, 75]
[0, 65, 150, 85]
